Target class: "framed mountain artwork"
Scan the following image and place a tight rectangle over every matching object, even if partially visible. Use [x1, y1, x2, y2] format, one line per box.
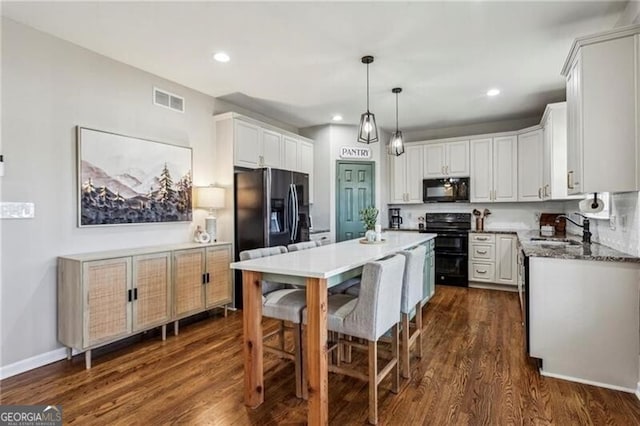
[77, 127, 193, 226]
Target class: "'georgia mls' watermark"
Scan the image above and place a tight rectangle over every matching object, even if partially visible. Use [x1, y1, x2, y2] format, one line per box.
[0, 405, 62, 426]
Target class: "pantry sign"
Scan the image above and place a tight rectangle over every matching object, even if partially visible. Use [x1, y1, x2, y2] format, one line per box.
[339, 146, 371, 160]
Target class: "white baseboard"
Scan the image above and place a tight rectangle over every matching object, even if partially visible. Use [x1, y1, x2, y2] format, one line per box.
[540, 369, 636, 393]
[0, 347, 72, 380]
[469, 281, 518, 292]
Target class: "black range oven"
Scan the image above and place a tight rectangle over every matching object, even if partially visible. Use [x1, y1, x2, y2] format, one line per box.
[421, 213, 471, 287]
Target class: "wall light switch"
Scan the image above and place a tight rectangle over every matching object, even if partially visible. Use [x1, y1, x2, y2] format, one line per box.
[0, 202, 35, 219]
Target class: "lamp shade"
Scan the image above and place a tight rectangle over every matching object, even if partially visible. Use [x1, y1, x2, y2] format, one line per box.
[197, 186, 225, 209]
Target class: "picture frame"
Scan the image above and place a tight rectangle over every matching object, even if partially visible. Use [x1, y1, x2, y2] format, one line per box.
[77, 126, 193, 227]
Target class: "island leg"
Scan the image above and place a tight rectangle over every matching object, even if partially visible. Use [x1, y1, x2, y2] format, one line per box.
[306, 277, 328, 425]
[243, 270, 264, 408]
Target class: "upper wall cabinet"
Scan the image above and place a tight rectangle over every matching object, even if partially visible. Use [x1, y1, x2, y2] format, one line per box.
[470, 136, 518, 203]
[215, 113, 314, 201]
[389, 144, 424, 204]
[423, 140, 470, 178]
[540, 102, 578, 200]
[562, 25, 640, 194]
[517, 129, 543, 202]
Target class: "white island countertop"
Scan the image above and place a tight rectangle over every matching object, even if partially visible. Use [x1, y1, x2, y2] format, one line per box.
[230, 231, 437, 282]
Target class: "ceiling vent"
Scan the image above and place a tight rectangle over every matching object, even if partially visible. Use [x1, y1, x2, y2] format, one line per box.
[153, 87, 185, 113]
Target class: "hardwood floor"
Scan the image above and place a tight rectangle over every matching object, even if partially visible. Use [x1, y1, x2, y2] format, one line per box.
[2, 286, 640, 425]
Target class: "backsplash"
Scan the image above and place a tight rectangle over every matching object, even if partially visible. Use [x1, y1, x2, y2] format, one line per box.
[564, 192, 640, 256]
[390, 201, 569, 231]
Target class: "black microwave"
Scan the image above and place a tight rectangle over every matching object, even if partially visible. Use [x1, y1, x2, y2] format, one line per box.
[423, 178, 470, 203]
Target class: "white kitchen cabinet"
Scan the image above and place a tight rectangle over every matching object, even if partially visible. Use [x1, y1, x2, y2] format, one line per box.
[422, 140, 469, 178]
[518, 129, 543, 202]
[470, 136, 517, 202]
[541, 102, 578, 200]
[468, 233, 517, 288]
[389, 144, 423, 204]
[261, 129, 283, 168]
[234, 120, 261, 168]
[283, 135, 299, 171]
[562, 26, 640, 194]
[298, 140, 314, 203]
[495, 235, 517, 285]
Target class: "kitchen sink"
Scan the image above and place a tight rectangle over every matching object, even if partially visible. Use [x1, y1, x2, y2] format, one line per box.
[529, 237, 582, 246]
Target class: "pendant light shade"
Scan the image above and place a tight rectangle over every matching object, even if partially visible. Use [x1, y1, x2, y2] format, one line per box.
[387, 87, 405, 156]
[358, 56, 379, 144]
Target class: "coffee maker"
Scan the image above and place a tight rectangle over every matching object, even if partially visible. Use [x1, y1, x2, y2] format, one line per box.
[389, 208, 403, 229]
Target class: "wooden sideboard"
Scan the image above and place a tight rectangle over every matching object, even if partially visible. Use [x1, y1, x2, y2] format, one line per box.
[58, 242, 232, 369]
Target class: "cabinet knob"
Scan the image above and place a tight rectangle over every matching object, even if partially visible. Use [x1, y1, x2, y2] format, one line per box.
[538, 187, 542, 199]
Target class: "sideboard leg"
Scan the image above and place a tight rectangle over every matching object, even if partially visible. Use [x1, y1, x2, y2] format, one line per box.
[85, 350, 91, 369]
[66, 347, 72, 360]
[174, 320, 179, 336]
[162, 325, 167, 341]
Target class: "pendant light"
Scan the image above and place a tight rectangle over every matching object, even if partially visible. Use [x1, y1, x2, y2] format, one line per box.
[358, 55, 379, 144]
[387, 87, 405, 156]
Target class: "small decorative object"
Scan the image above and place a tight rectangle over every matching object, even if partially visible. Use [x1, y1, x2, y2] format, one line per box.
[193, 225, 211, 243]
[360, 206, 379, 243]
[472, 208, 491, 231]
[374, 224, 382, 242]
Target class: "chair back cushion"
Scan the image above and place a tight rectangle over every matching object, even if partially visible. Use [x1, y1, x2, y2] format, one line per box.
[343, 254, 405, 341]
[239, 246, 288, 294]
[287, 241, 318, 252]
[399, 245, 427, 313]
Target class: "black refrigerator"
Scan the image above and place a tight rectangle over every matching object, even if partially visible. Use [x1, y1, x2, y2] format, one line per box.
[234, 168, 310, 308]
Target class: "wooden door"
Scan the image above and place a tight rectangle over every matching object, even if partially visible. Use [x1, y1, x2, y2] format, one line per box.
[336, 161, 375, 242]
[446, 140, 470, 177]
[493, 136, 518, 202]
[132, 252, 171, 332]
[518, 130, 543, 201]
[423, 143, 446, 178]
[173, 249, 205, 318]
[470, 138, 493, 202]
[234, 120, 260, 168]
[83, 258, 131, 347]
[406, 145, 424, 203]
[205, 246, 232, 308]
[261, 129, 282, 168]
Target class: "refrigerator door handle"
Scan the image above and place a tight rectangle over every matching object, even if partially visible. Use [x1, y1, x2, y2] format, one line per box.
[292, 184, 299, 242]
[288, 184, 295, 241]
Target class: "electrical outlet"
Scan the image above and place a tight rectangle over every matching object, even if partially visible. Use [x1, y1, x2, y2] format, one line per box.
[609, 215, 616, 231]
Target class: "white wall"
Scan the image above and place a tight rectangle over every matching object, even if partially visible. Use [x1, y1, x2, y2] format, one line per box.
[301, 124, 389, 241]
[403, 116, 540, 143]
[0, 19, 219, 371]
[395, 201, 570, 231]
[565, 192, 640, 256]
[616, 0, 640, 26]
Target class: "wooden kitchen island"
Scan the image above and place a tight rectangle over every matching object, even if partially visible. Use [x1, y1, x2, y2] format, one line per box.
[230, 231, 436, 425]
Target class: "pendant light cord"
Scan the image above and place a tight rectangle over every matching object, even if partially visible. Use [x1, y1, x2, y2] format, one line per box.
[395, 92, 399, 132]
[366, 63, 370, 113]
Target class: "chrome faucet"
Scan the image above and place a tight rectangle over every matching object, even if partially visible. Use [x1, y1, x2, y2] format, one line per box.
[556, 213, 591, 244]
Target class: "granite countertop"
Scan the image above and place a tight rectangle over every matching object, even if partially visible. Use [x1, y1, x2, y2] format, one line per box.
[516, 230, 640, 263]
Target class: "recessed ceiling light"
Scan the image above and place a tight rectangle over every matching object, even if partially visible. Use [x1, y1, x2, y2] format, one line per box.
[486, 88, 501, 97]
[213, 52, 230, 63]
[332, 115, 343, 122]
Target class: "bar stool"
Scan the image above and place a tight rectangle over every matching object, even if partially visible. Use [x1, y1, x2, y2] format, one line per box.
[398, 245, 427, 379]
[287, 240, 322, 251]
[239, 246, 307, 399]
[303, 254, 406, 424]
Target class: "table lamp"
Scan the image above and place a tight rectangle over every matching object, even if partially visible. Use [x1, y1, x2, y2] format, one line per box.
[197, 186, 225, 242]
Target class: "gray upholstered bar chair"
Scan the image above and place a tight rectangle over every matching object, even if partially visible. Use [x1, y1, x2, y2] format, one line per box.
[287, 241, 320, 252]
[239, 246, 307, 399]
[304, 254, 406, 425]
[398, 245, 427, 379]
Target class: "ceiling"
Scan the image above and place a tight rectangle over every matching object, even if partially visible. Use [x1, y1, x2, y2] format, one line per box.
[1, 1, 628, 132]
